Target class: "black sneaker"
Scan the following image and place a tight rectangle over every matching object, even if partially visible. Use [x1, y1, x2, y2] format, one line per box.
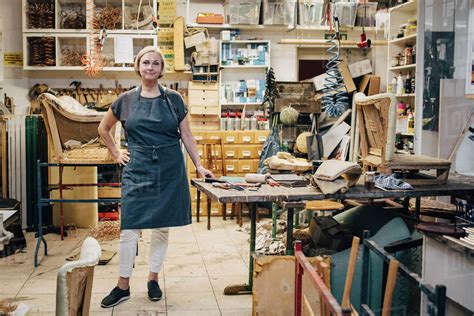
[147, 280, 163, 301]
[101, 286, 130, 308]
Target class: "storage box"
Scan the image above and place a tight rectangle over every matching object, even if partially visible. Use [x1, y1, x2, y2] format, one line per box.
[224, 0, 261, 24]
[196, 14, 225, 24]
[332, 2, 357, 27]
[355, 2, 377, 27]
[298, 0, 324, 26]
[263, 0, 296, 25]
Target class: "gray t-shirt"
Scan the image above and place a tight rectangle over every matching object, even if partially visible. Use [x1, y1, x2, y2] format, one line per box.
[111, 87, 188, 145]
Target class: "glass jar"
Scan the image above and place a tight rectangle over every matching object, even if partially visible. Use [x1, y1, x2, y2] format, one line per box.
[391, 55, 400, 67]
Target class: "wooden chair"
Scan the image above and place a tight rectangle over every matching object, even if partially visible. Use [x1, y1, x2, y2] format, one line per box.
[56, 237, 101, 316]
[38, 93, 119, 164]
[353, 93, 451, 185]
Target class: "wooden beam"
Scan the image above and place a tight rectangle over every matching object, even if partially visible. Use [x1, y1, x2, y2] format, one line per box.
[173, 16, 185, 71]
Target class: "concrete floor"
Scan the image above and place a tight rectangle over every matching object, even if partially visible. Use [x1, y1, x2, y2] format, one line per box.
[0, 218, 253, 315]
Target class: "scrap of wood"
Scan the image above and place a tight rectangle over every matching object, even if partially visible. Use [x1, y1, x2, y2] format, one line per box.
[328, 109, 352, 132]
[342, 237, 360, 309]
[357, 107, 369, 157]
[322, 122, 351, 158]
[173, 16, 185, 71]
[382, 260, 399, 316]
[448, 112, 473, 162]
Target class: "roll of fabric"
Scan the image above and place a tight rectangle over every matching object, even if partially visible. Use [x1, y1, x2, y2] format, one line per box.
[245, 173, 268, 183]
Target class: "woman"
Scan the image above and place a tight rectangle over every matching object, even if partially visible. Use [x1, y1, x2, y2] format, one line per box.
[98, 46, 214, 308]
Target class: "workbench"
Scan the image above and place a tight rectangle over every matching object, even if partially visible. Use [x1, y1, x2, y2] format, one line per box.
[191, 175, 474, 295]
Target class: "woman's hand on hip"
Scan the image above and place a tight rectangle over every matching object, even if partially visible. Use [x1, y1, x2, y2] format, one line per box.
[115, 151, 130, 166]
[197, 166, 215, 179]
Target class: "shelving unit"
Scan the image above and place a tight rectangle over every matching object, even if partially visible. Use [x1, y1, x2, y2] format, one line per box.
[387, 0, 418, 154]
[219, 40, 269, 109]
[22, 0, 159, 71]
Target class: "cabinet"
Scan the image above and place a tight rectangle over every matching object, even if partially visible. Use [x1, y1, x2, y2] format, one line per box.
[22, 0, 159, 71]
[386, 0, 418, 154]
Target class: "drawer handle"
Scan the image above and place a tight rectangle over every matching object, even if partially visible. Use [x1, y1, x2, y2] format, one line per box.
[242, 151, 251, 157]
[258, 136, 266, 142]
[226, 151, 235, 157]
[226, 166, 235, 171]
[226, 137, 235, 142]
[242, 166, 251, 171]
[195, 136, 204, 140]
[243, 136, 251, 142]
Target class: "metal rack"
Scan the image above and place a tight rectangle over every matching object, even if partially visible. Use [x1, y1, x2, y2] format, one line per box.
[34, 160, 121, 267]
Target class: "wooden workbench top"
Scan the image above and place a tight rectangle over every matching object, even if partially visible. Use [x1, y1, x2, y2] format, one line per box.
[191, 174, 474, 203]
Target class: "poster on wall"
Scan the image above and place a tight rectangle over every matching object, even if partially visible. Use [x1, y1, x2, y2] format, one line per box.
[466, 4, 474, 95]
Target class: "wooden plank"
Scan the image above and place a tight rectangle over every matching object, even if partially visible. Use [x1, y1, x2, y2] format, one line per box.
[360, 105, 378, 152]
[382, 260, 399, 316]
[342, 237, 360, 309]
[173, 16, 185, 71]
[303, 294, 316, 316]
[253, 256, 321, 315]
[357, 107, 369, 158]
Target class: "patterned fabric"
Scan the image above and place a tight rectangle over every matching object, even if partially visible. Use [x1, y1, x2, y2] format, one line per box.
[375, 174, 413, 190]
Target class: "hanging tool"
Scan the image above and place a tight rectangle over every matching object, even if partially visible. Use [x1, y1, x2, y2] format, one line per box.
[321, 2, 348, 118]
[357, 4, 371, 50]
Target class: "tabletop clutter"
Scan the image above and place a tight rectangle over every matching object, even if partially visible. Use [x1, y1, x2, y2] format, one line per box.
[203, 151, 417, 194]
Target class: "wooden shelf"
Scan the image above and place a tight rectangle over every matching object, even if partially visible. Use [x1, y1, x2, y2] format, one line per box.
[389, 34, 417, 44]
[187, 23, 382, 33]
[220, 65, 269, 69]
[389, 0, 417, 13]
[389, 64, 416, 71]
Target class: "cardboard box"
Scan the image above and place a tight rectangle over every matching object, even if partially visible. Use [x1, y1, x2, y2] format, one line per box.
[348, 59, 372, 78]
[312, 61, 356, 93]
[359, 75, 380, 96]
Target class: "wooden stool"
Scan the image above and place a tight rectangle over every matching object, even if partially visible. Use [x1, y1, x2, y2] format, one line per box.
[305, 200, 345, 220]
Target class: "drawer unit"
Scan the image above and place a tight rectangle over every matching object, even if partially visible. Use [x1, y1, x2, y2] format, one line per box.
[224, 160, 239, 174]
[254, 130, 271, 143]
[238, 131, 255, 144]
[238, 160, 256, 173]
[222, 131, 238, 144]
[205, 131, 223, 141]
[190, 188, 207, 202]
[190, 105, 220, 115]
[188, 82, 219, 107]
[223, 145, 241, 159]
[193, 132, 206, 142]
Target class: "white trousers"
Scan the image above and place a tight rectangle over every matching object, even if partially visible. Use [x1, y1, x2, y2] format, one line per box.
[119, 228, 169, 278]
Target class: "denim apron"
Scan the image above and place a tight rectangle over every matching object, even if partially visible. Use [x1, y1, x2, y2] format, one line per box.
[120, 86, 191, 229]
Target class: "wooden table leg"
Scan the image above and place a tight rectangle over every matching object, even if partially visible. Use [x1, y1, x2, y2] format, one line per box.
[223, 202, 227, 221]
[223, 202, 255, 295]
[207, 198, 211, 230]
[196, 190, 201, 222]
[286, 207, 294, 255]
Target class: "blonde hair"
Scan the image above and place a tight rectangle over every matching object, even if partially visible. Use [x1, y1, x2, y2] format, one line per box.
[134, 46, 166, 78]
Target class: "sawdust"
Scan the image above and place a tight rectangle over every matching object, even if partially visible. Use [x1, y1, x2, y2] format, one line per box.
[89, 221, 120, 241]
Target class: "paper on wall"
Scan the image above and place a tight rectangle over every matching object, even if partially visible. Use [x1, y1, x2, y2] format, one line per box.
[114, 35, 134, 64]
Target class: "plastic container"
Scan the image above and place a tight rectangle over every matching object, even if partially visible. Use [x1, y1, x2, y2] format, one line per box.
[224, 0, 261, 25]
[332, 2, 357, 27]
[263, 0, 297, 25]
[298, 0, 324, 26]
[355, 2, 377, 27]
